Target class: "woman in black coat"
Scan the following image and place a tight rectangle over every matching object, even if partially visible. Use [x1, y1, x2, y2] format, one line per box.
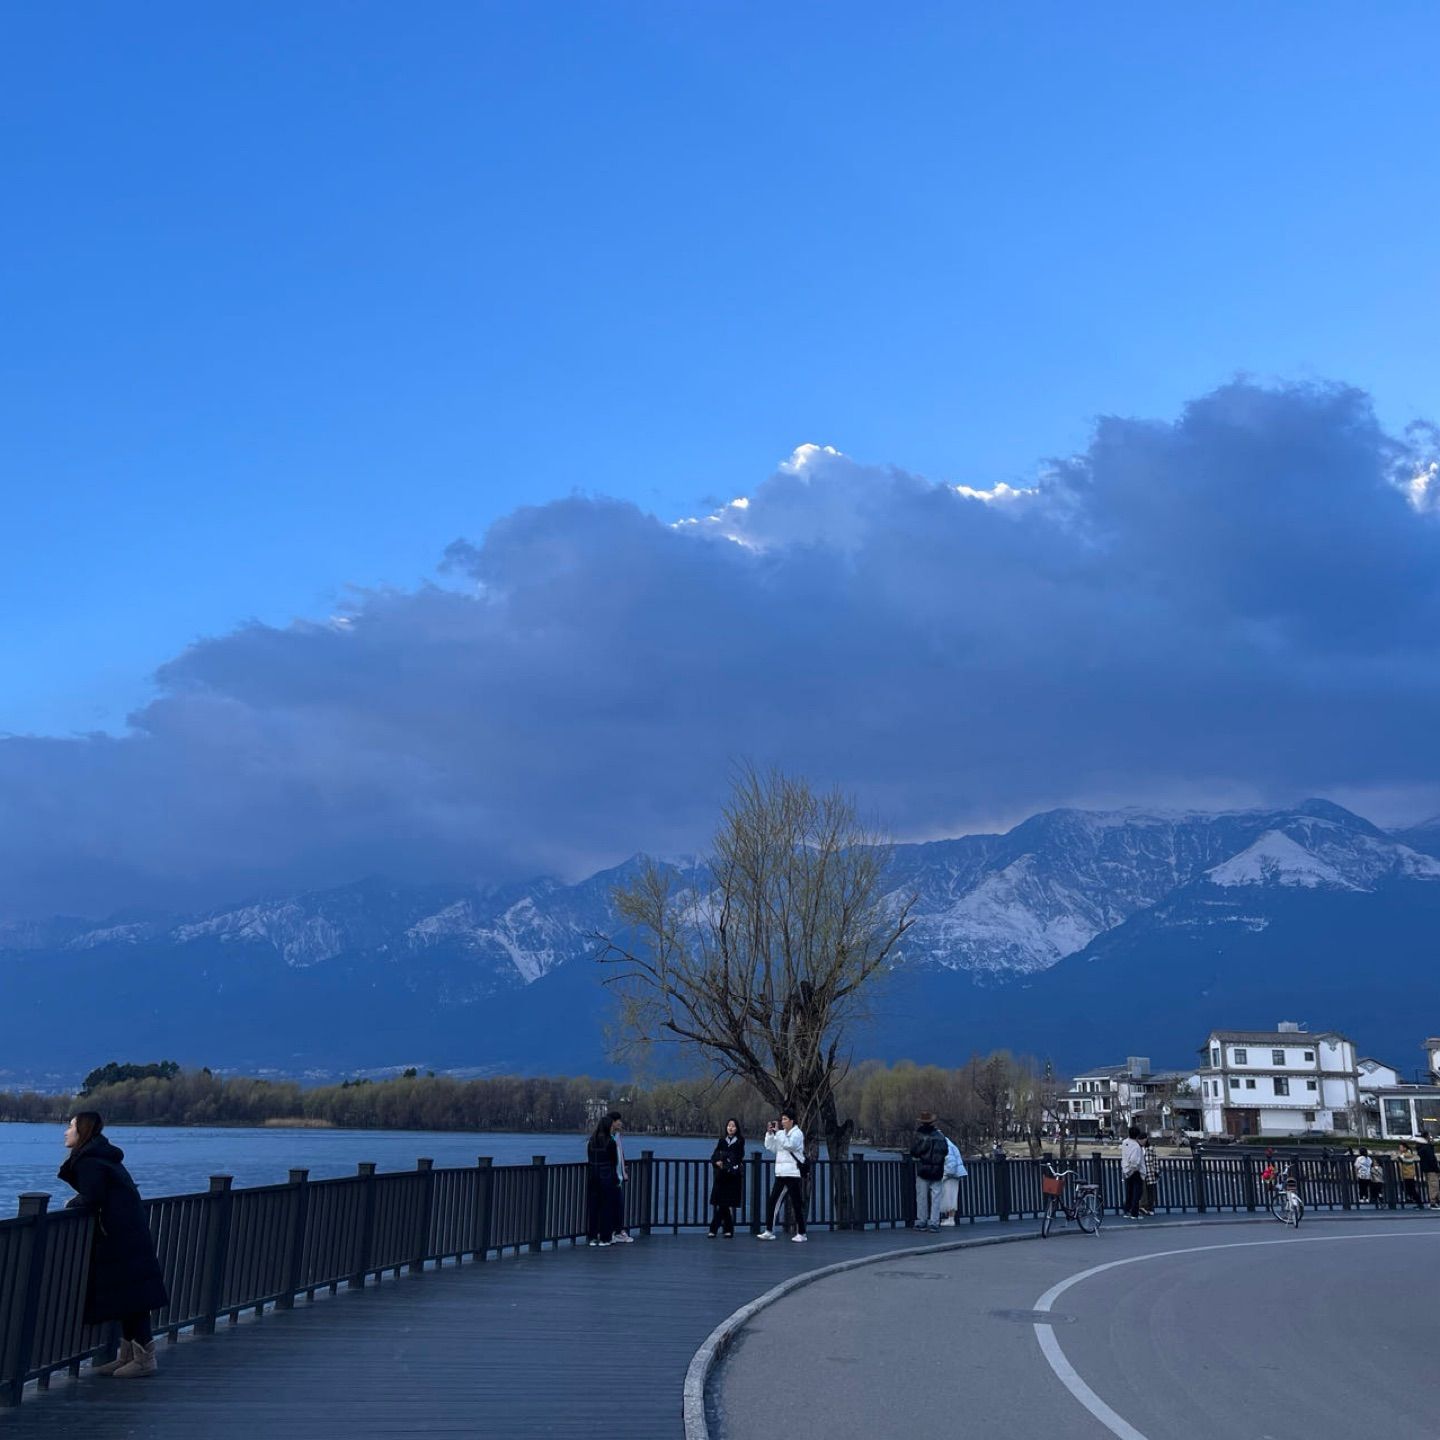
[59, 1112, 168, 1379]
[707, 1119, 745, 1238]
[585, 1112, 622, 1247]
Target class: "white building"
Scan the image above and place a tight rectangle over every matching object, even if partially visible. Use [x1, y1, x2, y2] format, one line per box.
[1056, 1057, 1201, 1137]
[1197, 1022, 1359, 1138]
[1358, 1040, 1440, 1139]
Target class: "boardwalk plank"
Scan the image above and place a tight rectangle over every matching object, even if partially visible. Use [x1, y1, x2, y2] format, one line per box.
[0, 1227, 927, 1440]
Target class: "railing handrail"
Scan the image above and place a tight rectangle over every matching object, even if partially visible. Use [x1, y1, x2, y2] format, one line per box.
[0, 1148, 1407, 1407]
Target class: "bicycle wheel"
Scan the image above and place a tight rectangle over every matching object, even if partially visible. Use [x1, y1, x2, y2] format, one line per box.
[1077, 1193, 1101, 1234]
[1287, 1195, 1303, 1228]
[1040, 1196, 1056, 1238]
[1269, 1190, 1289, 1223]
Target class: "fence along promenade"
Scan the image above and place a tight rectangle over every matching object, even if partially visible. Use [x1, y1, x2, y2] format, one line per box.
[0, 1145, 1409, 1407]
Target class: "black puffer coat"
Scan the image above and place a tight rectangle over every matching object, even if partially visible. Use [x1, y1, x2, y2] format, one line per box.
[58, 1136, 169, 1323]
[709, 1134, 746, 1207]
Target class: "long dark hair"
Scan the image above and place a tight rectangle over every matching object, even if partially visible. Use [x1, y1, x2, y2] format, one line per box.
[720, 1117, 744, 1147]
[72, 1111, 104, 1148]
[589, 1111, 621, 1149]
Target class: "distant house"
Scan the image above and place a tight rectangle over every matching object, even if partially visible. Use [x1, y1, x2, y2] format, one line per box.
[1056, 1057, 1201, 1137]
[1358, 1041, 1440, 1139]
[1196, 1022, 1359, 1138]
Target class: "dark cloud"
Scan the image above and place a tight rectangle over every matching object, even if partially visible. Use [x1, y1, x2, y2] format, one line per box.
[4, 380, 1439, 919]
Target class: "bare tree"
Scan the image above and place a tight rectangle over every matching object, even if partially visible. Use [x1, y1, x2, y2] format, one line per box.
[598, 766, 916, 1218]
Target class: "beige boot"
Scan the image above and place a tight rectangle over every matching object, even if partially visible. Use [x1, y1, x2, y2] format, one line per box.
[92, 1340, 134, 1376]
[114, 1340, 157, 1379]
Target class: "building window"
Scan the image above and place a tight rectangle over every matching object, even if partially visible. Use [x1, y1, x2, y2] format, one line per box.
[1229, 1077, 1240, 1089]
[1274, 1077, 1290, 1097]
[1211, 1047, 1220, 1068]
[1303, 1111, 1316, 1124]
[1246, 1079, 1256, 1090]
[1234, 1047, 1248, 1063]
[1306, 1080, 1317, 1092]
[1303, 1050, 1315, 1062]
[1272, 1049, 1286, 1065]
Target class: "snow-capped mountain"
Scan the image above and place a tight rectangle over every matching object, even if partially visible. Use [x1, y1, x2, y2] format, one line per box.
[2, 800, 1436, 1082]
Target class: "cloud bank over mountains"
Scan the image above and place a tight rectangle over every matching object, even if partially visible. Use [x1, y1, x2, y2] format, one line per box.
[4, 380, 1439, 920]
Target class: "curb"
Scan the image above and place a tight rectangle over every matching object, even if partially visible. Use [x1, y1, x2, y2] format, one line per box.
[681, 1208, 1435, 1440]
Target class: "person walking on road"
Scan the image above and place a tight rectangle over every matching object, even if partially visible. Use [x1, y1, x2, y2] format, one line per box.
[1121, 1128, 1146, 1219]
[1417, 1132, 1439, 1208]
[586, 1112, 623, 1247]
[909, 1113, 948, 1231]
[708, 1119, 745, 1238]
[60, 1112, 168, 1379]
[757, 1109, 807, 1242]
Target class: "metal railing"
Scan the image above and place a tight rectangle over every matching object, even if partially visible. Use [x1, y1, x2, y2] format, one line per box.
[0, 1147, 1411, 1405]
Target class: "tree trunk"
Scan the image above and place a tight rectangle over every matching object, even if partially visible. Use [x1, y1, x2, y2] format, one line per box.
[819, 1091, 855, 1227]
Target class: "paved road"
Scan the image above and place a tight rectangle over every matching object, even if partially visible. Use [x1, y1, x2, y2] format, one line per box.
[711, 1215, 1440, 1440]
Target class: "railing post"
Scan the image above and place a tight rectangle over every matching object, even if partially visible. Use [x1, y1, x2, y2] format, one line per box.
[749, 1148, 764, 1234]
[528, 1156, 548, 1254]
[1191, 1146, 1208, 1214]
[197, 1176, 234, 1335]
[994, 1152, 1010, 1223]
[0, 1195, 51, 1407]
[1340, 1155, 1353, 1211]
[852, 1152, 869, 1230]
[409, 1159, 435, 1273]
[277, 1169, 309, 1310]
[474, 1158, 494, 1260]
[1090, 1151, 1105, 1210]
[350, 1163, 377, 1289]
[639, 1150, 654, 1237]
[1242, 1153, 1257, 1213]
[1380, 1155, 1398, 1210]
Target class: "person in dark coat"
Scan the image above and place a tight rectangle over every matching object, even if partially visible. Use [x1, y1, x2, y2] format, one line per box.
[909, 1113, 948, 1231]
[585, 1112, 623, 1247]
[707, 1119, 745, 1238]
[58, 1112, 168, 1379]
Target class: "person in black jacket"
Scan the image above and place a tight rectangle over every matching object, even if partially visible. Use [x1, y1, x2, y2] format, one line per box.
[909, 1113, 948, 1231]
[58, 1112, 168, 1379]
[585, 1112, 623, 1247]
[707, 1119, 745, 1238]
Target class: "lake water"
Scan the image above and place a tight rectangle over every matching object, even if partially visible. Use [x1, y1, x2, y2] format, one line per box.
[0, 1124, 720, 1216]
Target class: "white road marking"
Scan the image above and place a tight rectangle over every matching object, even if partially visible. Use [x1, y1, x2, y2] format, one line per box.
[1032, 1229, 1440, 1440]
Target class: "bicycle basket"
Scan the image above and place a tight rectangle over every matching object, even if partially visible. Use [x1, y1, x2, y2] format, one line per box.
[1041, 1173, 1066, 1197]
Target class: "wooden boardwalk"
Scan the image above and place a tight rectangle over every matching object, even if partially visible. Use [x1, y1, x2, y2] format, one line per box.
[0, 1226, 937, 1440]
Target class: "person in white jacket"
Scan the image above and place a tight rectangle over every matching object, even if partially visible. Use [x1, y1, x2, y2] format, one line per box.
[757, 1109, 807, 1241]
[1120, 1128, 1146, 1218]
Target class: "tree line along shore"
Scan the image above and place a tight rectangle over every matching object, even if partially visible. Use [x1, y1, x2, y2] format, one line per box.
[0, 1052, 1055, 1150]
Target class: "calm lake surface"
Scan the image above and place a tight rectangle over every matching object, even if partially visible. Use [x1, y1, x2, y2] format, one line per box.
[0, 1124, 720, 1217]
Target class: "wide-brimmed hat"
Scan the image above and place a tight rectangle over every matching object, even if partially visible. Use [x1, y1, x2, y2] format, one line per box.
[917, 1111, 936, 1124]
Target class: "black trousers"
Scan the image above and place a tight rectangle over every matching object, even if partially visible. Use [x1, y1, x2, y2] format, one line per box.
[587, 1177, 621, 1242]
[765, 1176, 806, 1235]
[120, 1312, 153, 1344]
[709, 1204, 735, 1236]
[1123, 1171, 1145, 1217]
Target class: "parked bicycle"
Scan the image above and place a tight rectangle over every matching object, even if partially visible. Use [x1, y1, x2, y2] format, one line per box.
[1040, 1162, 1102, 1238]
[1263, 1161, 1304, 1227]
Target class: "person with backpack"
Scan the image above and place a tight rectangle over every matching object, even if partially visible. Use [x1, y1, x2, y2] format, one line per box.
[909, 1112, 948, 1231]
[1353, 1147, 1381, 1207]
[59, 1111, 168, 1379]
[757, 1109, 807, 1242]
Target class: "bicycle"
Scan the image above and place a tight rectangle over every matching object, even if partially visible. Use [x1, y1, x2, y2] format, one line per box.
[1266, 1163, 1304, 1227]
[1040, 1163, 1102, 1237]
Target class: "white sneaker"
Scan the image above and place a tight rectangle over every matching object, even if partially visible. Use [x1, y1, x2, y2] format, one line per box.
[791, 1233, 808, 1242]
[756, 1230, 777, 1240]
[613, 1233, 634, 1243]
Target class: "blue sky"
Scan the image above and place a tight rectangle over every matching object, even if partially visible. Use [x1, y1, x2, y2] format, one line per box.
[5, 2, 1438, 734]
[3, 5, 1440, 917]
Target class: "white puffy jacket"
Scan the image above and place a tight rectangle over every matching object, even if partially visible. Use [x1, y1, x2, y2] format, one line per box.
[765, 1125, 806, 1178]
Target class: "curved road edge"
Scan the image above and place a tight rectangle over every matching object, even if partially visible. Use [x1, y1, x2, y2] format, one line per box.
[681, 1211, 1426, 1440]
